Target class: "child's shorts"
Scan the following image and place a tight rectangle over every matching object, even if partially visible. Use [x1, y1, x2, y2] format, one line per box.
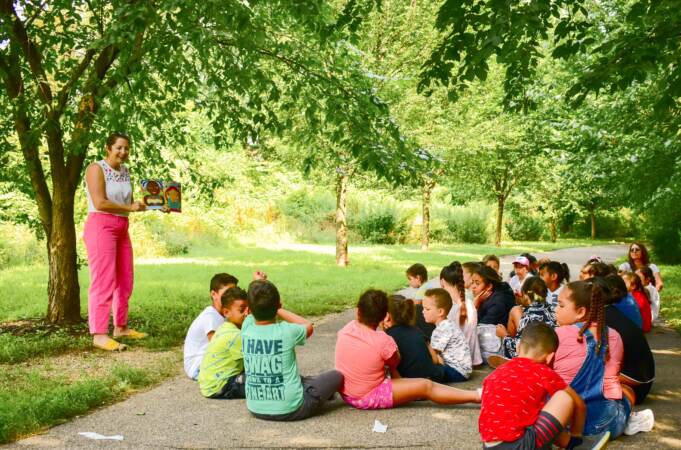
[208, 373, 246, 399]
[342, 378, 393, 410]
[585, 397, 631, 438]
[483, 411, 563, 450]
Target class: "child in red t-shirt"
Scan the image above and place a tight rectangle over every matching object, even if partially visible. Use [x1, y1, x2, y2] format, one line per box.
[479, 322, 586, 449]
[622, 272, 652, 333]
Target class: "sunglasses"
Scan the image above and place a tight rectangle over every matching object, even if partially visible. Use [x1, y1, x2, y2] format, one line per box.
[630, 248, 641, 252]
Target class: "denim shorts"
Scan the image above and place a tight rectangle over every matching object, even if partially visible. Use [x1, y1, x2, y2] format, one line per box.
[585, 397, 631, 438]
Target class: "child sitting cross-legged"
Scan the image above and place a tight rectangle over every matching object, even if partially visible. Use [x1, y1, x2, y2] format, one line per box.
[198, 287, 249, 399]
[480, 322, 589, 450]
[335, 289, 480, 410]
[242, 280, 343, 421]
[383, 295, 447, 382]
[422, 288, 472, 382]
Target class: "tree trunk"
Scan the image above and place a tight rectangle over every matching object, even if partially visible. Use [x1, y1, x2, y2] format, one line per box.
[421, 181, 432, 251]
[495, 196, 505, 247]
[335, 170, 349, 267]
[590, 208, 597, 240]
[46, 197, 82, 323]
[550, 221, 557, 243]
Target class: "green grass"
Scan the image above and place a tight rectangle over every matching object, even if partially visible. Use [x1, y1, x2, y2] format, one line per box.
[0, 239, 615, 363]
[659, 264, 681, 334]
[0, 357, 177, 443]
[0, 238, 611, 444]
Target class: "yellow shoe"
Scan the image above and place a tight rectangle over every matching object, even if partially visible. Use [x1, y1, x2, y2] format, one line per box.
[114, 329, 148, 340]
[94, 338, 128, 352]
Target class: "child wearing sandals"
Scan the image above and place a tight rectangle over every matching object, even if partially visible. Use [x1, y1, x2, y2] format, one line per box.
[480, 322, 589, 449]
[334, 289, 480, 410]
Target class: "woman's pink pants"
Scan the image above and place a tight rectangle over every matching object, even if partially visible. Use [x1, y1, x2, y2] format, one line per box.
[83, 213, 134, 334]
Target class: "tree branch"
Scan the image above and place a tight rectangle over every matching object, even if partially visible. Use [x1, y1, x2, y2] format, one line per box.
[54, 49, 96, 115]
[23, 0, 47, 30]
[0, 41, 53, 237]
[0, 0, 53, 104]
[84, 0, 104, 36]
[67, 29, 147, 193]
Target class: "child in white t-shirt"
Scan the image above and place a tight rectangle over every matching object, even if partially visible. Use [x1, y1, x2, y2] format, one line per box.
[183, 273, 238, 379]
[422, 288, 472, 382]
[509, 256, 531, 295]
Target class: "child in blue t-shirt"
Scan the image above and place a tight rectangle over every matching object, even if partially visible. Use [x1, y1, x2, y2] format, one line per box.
[242, 280, 343, 421]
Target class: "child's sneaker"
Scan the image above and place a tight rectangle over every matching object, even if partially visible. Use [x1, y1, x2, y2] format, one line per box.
[624, 409, 655, 435]
[579, 431, 610, 450]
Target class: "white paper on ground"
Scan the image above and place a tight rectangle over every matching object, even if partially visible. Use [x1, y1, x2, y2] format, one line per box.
[78, 432, 124, 441]
[372, 419, 388, 433]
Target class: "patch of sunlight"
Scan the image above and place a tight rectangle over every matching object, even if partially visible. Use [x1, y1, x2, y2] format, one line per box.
[257, 242, 379, 255]
[431, 411, 458, 422]
[659, 437, 681, 449]
[402, 248, 489, 258]
[136, 257, 223, 265]
[651, 348, 681, 356]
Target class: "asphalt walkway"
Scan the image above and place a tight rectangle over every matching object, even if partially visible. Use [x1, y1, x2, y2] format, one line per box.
[9, 244, 681, 449]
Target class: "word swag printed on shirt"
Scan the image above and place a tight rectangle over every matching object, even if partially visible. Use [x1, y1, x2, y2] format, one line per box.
[244, 338, 286, 401]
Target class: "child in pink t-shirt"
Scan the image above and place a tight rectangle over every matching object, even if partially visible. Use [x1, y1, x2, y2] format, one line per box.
[554, 280, 633, 439]
[334, 289, 480, 410]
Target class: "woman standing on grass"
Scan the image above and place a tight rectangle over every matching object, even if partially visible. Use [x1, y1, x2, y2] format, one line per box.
[84, 132, 147, 351]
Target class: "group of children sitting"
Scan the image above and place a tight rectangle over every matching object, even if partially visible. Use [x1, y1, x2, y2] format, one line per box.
[181, 246, 659, 448]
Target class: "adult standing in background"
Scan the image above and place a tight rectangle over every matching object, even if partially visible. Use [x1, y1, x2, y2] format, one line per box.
[84, 132, 147, 351]
[619, 242, 664, 292]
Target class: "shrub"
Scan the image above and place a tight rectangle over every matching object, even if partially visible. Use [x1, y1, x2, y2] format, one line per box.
[0, 223, 45, 269]
[352, 203, 411, 244]
[437, 203, 491, 244]
[278, 188, 335, 226]
[506, 213, 544, 241]
[648, 216, 681, 264]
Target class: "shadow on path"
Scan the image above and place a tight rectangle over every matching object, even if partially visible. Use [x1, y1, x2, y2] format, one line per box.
[7, 244, 681, 449]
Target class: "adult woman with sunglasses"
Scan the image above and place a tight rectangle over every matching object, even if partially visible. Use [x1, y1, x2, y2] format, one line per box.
[618, 243, 664, 292]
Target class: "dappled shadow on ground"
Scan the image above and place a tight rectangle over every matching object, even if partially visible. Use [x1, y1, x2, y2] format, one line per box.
[615, 323, 681, 449]
[0, 319, 88, 337]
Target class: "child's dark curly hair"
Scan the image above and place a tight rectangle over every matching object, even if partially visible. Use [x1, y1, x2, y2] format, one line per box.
[357, 289, 389, 328]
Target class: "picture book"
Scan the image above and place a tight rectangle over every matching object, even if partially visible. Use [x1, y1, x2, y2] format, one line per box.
[140, 180, 182, 212]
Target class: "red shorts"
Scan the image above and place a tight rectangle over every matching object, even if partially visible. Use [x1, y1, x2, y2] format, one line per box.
[341, 378, 393, 410]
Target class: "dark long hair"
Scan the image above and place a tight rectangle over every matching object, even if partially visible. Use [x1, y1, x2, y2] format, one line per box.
[440, 262, 467, 327]
[387, 295, 416, 326]
[565, 280, 609, 359]
[627, 242, 650, 269]
[540, 261, 570, 284]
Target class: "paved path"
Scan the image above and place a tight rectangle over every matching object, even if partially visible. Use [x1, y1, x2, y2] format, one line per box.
[9, 244, 681, 449]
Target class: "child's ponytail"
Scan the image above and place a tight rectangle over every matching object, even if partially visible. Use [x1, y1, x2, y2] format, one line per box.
[567, 281, 609, 359]
[521, 276, 548, 304]
[440, 262, 467, 327]
[387, 295, 416, 326]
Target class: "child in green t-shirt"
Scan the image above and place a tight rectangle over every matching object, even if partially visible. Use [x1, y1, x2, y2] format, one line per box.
[242, 280, 343, 421]
[198, 287, 249, 399]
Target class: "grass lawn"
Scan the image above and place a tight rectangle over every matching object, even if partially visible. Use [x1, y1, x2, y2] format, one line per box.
[0, 238, 611, 443]
[659, 264, 681, 334]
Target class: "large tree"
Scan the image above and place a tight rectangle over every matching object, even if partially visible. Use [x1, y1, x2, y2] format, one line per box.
[0, 0, 422, 323]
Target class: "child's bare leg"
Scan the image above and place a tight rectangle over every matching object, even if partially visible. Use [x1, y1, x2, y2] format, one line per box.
[543, 389, 589, 448]
[392, 378, 479, 406]
[542, 390, 575, 426]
